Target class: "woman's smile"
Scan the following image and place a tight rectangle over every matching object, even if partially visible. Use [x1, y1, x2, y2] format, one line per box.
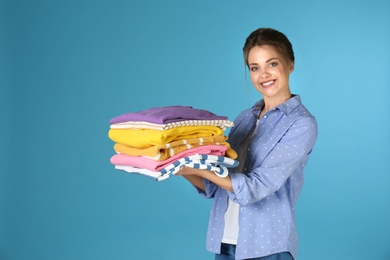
[260, 79, 276, 88]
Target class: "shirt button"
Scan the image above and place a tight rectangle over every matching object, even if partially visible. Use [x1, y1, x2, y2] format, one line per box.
[264, 115, 267, 119]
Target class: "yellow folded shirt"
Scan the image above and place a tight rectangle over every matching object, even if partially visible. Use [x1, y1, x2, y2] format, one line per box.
[113, 135, 237, 161]
[108, 125, 224, 149]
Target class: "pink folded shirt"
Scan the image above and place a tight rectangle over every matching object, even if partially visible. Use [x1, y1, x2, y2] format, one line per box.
[110, 145, 228, 171]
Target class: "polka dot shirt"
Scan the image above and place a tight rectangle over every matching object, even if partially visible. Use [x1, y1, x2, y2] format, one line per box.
[198, 95, 318, 259]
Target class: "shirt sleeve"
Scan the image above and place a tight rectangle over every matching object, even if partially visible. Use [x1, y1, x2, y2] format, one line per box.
[227, 116, 318, 206]
[195, 179, 219, 199]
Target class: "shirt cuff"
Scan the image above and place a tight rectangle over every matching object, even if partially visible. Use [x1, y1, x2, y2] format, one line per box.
[195, 179, 217, 199]
[226, 173, 243, 202]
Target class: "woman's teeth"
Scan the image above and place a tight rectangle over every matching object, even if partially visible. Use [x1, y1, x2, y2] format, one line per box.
[262, 80, 275, 87]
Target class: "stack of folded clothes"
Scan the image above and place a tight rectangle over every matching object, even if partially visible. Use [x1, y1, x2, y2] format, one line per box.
[108, 105, 238, 181]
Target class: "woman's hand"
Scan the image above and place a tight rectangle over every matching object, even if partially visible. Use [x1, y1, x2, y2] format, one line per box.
[175, 166, 209, 191]
[176, 166, 234, 192]
[176, 166, 204, 176]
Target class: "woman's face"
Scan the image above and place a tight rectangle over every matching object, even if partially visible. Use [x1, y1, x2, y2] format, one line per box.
[247, 45, 294, 103]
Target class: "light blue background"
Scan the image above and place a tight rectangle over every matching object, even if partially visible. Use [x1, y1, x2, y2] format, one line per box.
[1, 0, 389, 259]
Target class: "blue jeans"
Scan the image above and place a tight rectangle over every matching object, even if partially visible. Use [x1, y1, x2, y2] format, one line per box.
[215, 243, 294, 260]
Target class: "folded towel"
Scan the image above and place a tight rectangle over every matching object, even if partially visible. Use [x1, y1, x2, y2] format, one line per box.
[108, 125, 223, 149]
[109, 105, 228, 124]
[110, 119, 234, 130]
[110, 144, 228, 171]
[114, 154, 239, 181]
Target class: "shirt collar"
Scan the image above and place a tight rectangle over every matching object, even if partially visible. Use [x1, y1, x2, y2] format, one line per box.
[253, 95, 302, 116]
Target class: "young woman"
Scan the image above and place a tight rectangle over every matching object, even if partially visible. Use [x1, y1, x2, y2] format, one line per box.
[177, 28, 318, 260]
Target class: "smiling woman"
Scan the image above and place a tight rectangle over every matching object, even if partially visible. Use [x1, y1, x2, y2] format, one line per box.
[247, 45, 294, 117]
[176, 28, 318, 260]
[244, 28, 296, 117]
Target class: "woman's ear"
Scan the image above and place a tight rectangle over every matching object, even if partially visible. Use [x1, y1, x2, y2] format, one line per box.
[289, 62, 295, 73]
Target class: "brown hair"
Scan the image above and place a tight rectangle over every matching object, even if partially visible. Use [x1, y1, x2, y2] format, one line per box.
[243, 28, 295, 67]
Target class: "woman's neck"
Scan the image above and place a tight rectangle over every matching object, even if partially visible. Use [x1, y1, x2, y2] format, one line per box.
[260, 93, 292, 117]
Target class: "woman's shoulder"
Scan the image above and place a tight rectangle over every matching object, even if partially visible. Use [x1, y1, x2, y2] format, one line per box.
[287, 96, 317, 121]
[296, 103, 317, 124]
[287, 104, 318, 137]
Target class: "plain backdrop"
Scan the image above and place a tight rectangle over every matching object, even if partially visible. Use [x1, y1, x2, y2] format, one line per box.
[1, 0, 390, 259]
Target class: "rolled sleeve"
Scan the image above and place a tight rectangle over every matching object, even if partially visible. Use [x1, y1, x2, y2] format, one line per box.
[195, 179, 219, 199]
[227, 116, 318, 206]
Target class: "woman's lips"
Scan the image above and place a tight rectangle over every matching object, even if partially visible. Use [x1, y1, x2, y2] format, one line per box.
[261, 80, 276, 88]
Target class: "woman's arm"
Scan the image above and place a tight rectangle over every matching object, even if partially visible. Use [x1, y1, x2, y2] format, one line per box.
[177, 166, 233, 192]
[181, 174, 205, 191]
[228, 116, 318, 205]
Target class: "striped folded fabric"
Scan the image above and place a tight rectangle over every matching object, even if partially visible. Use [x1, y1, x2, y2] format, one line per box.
[108, 125, 224, 149]
[110, 145, 229, 171]
[115, 154, 239, 181]
[110, 119, 234, 130]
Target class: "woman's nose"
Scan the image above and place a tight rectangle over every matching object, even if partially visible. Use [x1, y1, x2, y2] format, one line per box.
[260, 70, 271, 79]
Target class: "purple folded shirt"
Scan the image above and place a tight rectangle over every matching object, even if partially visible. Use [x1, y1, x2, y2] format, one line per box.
[109, 106, 228, 124]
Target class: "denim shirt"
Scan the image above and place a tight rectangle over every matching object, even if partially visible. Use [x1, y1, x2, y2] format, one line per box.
[198, 95, 318, 259]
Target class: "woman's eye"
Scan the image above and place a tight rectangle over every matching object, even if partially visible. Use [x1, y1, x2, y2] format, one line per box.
[250, 67, 258, 72]
[269, 62, 278, 67]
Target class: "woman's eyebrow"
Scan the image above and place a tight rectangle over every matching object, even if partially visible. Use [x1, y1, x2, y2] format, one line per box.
[266, 58, 279, 63]
[249, 58, 279, 66]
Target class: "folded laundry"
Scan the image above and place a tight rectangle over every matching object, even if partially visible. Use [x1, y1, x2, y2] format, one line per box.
[115, 163, 228, 181]
[110, 119, 234, 130]
[113, 136, 237, 161]
[115, 165, 163, 180]
[109, 106, 238, 181]
[108, 125, 223, 149]
[110, 144, 228, 171]
[115, 154, 239, 181]
[159, 154, 239, 175]
[109, 105, 228, 125]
